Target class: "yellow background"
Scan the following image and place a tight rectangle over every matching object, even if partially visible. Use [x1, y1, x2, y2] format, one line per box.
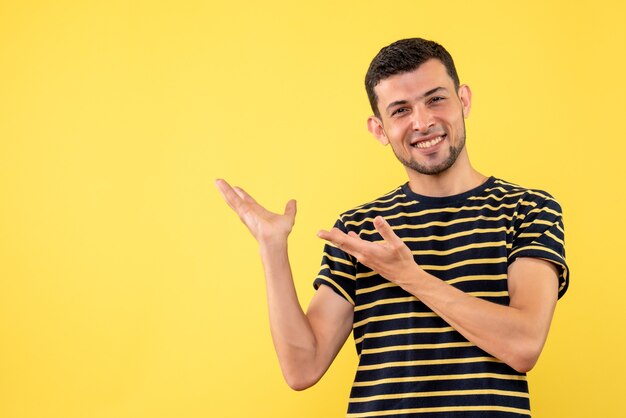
[1, 1, 624, 417]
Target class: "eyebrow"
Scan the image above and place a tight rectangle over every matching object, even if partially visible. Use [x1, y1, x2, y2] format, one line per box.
[385, 86, 448, 114]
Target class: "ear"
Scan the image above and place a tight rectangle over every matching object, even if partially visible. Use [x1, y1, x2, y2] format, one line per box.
[367, 115, 389, 146]
[457, 84, 472, 118]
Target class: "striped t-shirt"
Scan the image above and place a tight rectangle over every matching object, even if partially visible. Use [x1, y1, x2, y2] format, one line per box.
[313, 177, 568, 417]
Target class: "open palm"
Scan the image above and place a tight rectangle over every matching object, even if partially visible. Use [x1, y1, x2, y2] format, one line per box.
[215, 179, 296, 243]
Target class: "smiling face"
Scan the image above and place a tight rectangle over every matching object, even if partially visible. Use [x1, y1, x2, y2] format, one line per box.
[367, 59, 472, 176]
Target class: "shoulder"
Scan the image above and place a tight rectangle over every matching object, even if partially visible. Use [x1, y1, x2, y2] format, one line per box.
[336, 184, 411, 228]
[491, 178, 562, 212]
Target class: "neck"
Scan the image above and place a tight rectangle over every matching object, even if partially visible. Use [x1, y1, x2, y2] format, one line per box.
[405, 149, 487, 197]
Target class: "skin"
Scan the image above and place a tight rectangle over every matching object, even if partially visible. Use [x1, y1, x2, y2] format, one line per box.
[215, 179, 353, 390]
[215, 58, 560, 389]
[366, 59, 485, 196]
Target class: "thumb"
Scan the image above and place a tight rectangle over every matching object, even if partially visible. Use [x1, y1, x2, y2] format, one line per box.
[374, 215, 401, 243]
[284, 199, 297, 218]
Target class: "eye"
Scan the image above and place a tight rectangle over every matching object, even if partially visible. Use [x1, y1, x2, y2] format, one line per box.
[429, 96, 445, 105]
[391, 107, 409, 116]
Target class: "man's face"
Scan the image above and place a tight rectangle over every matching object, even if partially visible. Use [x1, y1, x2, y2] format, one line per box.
[368, 59, 472, 176]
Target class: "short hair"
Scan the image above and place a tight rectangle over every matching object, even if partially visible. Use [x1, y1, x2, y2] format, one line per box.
[365, 38, 460, 117]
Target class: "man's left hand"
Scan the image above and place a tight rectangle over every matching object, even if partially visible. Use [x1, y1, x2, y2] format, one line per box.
[317, 216, 421, 287]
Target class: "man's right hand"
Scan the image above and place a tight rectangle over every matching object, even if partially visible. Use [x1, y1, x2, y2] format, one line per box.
[214, 178, 352, 391]
[215, 179, 297, 244]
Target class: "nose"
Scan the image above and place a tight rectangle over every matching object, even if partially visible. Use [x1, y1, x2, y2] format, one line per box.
[411, 108, 434, 132]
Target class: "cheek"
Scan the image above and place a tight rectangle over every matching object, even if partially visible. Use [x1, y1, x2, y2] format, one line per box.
[441, 112, 462, 132]
[386, 121, 410, 140]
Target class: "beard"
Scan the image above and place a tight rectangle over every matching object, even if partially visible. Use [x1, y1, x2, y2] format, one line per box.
[390, 122, 467, 175]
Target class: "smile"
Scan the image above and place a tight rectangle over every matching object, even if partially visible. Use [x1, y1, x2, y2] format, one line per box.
[412, 135, 445, 149]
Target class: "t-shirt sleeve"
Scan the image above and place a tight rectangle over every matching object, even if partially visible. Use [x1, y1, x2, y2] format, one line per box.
[313, 218, 357, 305]
[509, 190, 569, 298]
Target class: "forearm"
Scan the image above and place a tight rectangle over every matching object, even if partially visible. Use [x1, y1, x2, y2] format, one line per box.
[318, 215, 559, 374]
[214, 180, 349, 388]
[258, 240, 322, 389]
[401, 266, 555, 373]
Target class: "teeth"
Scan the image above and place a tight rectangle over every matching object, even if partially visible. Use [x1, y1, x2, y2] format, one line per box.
[413, 136, 444, 149]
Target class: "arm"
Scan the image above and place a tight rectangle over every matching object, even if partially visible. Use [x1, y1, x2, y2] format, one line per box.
[318, 216, 559, 373]
[215, 179, 353, 390]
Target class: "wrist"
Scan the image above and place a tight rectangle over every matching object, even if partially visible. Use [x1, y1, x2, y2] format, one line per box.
[396, 264, 426, 291]
[258, 236, 289, 255]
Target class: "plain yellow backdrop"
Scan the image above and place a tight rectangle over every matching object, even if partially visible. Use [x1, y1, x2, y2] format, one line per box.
[1, 1, 624, 417]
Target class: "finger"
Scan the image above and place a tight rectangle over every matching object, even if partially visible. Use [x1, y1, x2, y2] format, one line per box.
[316, 228, 334, 242]
[233, 187, 244, 199]
[374, 216, 402, 244]
[343, 231, 370, 254]
[233, 186, 258, 204]
[317, 227, 347, 245]
[215, 179, 244, 213]
[318, 227, 365, 257]
[284, 199, 297, 218]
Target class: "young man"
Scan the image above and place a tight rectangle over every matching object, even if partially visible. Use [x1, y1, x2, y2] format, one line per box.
[216, 38, 568, 417]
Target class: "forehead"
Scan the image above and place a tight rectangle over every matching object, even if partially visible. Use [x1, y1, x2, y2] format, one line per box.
[374, 59, 455, 106]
